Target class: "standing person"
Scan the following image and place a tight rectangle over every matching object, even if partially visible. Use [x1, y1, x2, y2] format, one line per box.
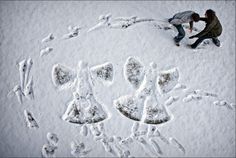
[189, 9, 222, 48]
[168, 11, 200, 46]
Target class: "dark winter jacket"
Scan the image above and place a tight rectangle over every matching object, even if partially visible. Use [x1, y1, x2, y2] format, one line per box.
[195, 16, 222, 38]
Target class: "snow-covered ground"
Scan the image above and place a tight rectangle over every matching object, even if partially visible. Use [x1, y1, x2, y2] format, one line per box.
[0, 1, 235, 157]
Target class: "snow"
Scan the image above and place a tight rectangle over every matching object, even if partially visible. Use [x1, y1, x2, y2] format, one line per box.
[0, 1, 235, 157]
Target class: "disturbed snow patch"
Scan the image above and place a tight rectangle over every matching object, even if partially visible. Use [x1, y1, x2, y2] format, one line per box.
[24, 110, 39, 129]
[90, 62, 114, 85]
[42, 133, 59, 157]
[114, 57, 177, 124]
[52, 61, 113, 124]
[8, 58, 34, 104]
[124, 57, 145, 89]
[51, 64, 77, 90]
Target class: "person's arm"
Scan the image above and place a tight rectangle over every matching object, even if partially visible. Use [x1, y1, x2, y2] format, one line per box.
[199, 17, 207, 22]
[190, 18, 217, 38]
[189, 21, 193, 33]
[195, 19, 217, 37]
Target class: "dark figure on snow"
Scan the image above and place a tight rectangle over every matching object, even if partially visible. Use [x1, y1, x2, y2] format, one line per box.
[168, 11, 200, 46]
[189, 9, 222, 48]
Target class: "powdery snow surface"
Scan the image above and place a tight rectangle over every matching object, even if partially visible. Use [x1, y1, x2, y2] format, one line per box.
[0, 1, 235, 157]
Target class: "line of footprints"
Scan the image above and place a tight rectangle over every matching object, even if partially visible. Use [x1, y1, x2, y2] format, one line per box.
[38, 14, 155, 58]
[8, 14, 235, 157]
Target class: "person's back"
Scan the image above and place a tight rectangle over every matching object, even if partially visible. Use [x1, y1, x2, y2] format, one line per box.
[206, 16, 222, 37]
[198, 14, 222, 38]
[169, 11, 195, 25]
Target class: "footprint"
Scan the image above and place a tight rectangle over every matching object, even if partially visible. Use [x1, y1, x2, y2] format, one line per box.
[63, 26, 81, 39]
[101, 139, 113, 153]
[90, 124, 102, 137]
[94, 133, 114, 143]
[18, 59, 27, 90]
[155, 129, 170, 145]
[111, 16, 137, 29]
[131, 122, 140, 133]
[165, 96, 179, 106]
[230, 103, 236, 108]
[149, 138, 163, 155]
[114, 16, 138, 22]
[203, 92, 218, 97]
[194, 89, 217, 97]
[42, 144, 57, 158]
[42, 33, 54, 43]
[173, 83, 187, 90]
[202, 40, 211, 46]
[183, 89, 216, 103]
[169, 137, 185, 154]
[119, 137, 134, 146]
[71, 140, 91, 157]
[122, 150, 131, 158]
[24, 110, 39, 129]
[13, 85, 23, 104]
[135, 18, 155, 23]
[124, 57, 145, 89]
[98, 122, 105, 133]
[136, 137, 156, 157]
[24, 58, 33, 89]
[112, 144, 123, 157]
[213, 100, 235, 110]
[112, 143, 131, 158]
[182, 94, 194, 102]
[87, 13, 112, 32]
[147, 125, 156, 138]
[40, 47, 53, 57]
[47, 133, 59, 146]
[132, 130, 148, 138]
[80, 124, 89, 136]
[182, 91, 202, 103]
[24, 76, 34, 100]
[90, 62, 113, 85]
[111, 16, 154, 29]
[153, 23, 172, 30]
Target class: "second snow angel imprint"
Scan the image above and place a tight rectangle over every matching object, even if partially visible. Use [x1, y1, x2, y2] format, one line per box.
[52, 61, 113, 124]
[114, 56, 179, 124]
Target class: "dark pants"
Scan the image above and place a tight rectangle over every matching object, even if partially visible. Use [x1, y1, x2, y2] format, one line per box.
[168, 18, 185, 43]
[173, 24, 185, 43]
[191, 35, 220, 48]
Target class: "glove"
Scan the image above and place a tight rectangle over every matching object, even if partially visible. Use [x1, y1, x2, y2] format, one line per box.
[189, 35, 196, 39]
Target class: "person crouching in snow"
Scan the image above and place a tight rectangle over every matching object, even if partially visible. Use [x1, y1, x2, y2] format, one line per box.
[168, 11, 200, 46]
[189, 9, 222, 49]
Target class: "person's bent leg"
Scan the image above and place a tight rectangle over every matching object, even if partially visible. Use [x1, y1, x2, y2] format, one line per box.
[191, 35, 211, 49]
[174, 24, 185, 43]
